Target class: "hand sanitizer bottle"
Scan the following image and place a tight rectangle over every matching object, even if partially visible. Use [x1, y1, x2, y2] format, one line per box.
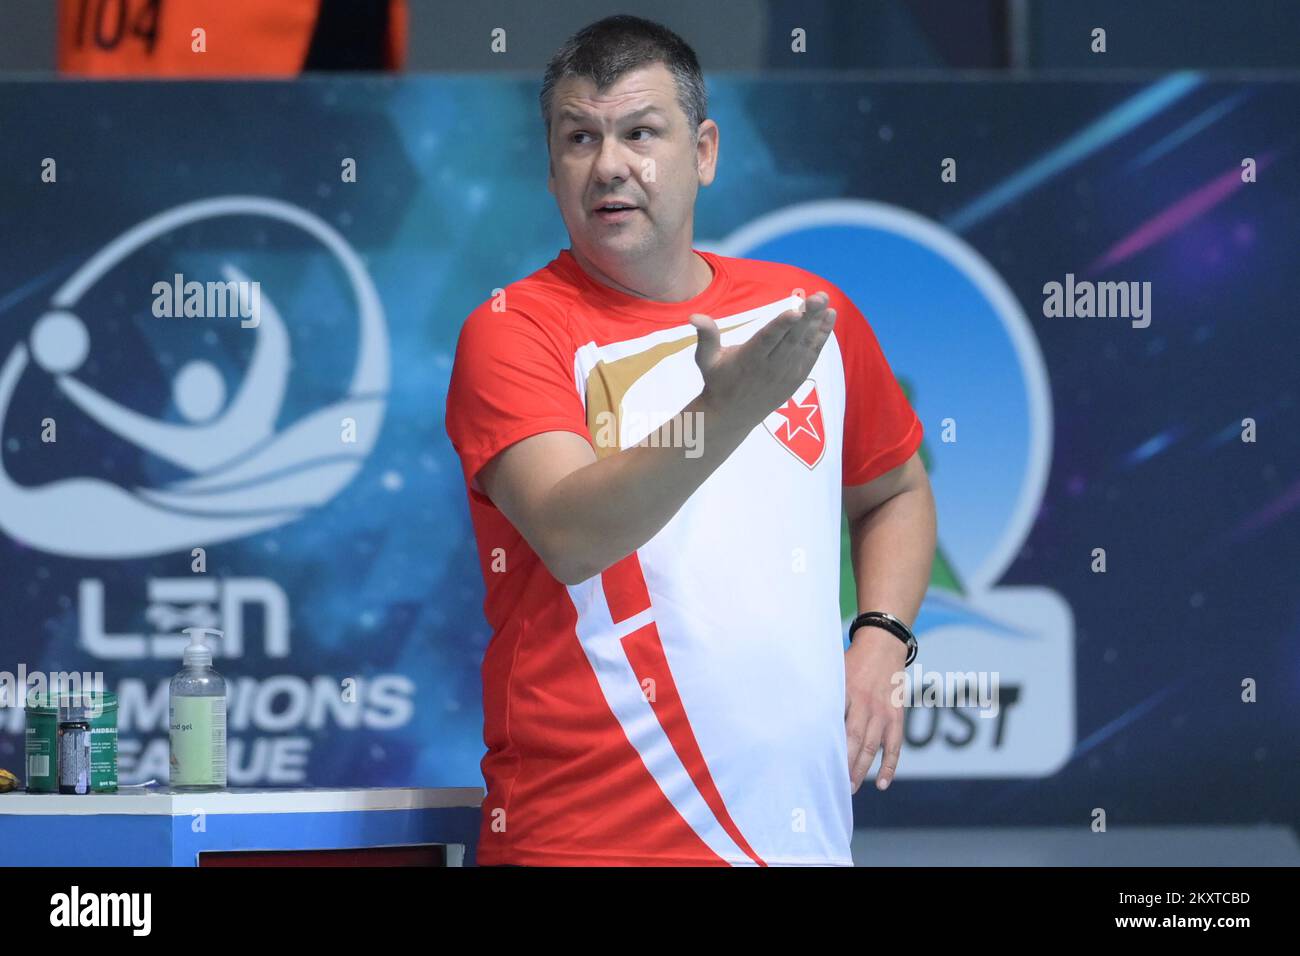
[169, 626, 227, 791]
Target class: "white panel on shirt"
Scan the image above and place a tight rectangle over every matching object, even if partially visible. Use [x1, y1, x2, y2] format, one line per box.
[567, 295, 857, 865]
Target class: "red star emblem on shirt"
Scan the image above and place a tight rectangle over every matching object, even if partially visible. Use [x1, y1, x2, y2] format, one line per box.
[774, 394, 821, 444]
[764, 380, 826, 469]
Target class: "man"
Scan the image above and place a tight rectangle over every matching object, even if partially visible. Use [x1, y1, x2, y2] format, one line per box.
[445, 14, 936, 866]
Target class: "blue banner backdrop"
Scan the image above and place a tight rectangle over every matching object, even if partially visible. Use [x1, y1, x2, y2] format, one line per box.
[0, 75, 1295, 830]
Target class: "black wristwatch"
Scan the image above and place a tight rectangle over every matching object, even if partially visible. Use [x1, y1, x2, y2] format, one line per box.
[849, 610, 917, 666]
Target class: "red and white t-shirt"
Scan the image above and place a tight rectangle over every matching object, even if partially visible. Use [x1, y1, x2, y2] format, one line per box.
[445, 247, 922, 866]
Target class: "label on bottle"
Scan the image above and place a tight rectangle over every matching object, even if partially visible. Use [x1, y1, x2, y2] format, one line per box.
[169, 696, 226, 786]
[58, 727, 91, 794]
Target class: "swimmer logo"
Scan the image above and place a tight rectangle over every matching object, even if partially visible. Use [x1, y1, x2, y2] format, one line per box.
[0, 197, 389, 559]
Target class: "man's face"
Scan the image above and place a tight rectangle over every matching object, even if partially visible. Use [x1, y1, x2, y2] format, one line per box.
[547, 62, 717, 269]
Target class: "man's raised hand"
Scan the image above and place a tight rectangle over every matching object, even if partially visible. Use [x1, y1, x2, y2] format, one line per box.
[688, 291, 836, 430]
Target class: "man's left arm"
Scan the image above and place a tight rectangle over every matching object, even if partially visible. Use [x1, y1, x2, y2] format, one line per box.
[842, 450, 936, 794]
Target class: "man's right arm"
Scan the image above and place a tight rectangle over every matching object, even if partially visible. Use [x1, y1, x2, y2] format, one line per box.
[478, 292, 837, 585]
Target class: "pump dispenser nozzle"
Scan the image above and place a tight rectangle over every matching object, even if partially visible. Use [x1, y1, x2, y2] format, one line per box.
[181, 626, 222, 668]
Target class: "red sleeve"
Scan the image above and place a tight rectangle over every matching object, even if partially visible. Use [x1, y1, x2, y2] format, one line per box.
[444, 304, 593, 493]
[826, 284, 924, 487]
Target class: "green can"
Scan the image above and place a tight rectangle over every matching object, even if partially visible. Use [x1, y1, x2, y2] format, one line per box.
[24, 691, 118, 793]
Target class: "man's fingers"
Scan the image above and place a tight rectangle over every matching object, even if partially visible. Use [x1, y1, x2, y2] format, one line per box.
[760, 292, 826, 354]
[875, 720, 903, 791]
[770, 295, 832, 360]
[689, 313, 721, 370]
[793, 293, 834, 350]
[845, 704, 870, 788]
[795, 306, 835, 357]
[758, 304, 806, 356]
[849, 715, 883, 791]
[804, 290, 831, 311]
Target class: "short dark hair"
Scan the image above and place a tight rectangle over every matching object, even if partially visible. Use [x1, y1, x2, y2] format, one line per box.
[539, 15, 708, 147]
